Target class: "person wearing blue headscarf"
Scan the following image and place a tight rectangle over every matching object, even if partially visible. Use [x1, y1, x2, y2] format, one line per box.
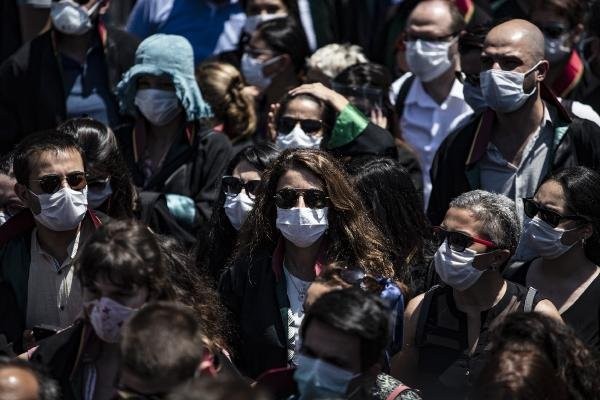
[117, 33, 232, 244]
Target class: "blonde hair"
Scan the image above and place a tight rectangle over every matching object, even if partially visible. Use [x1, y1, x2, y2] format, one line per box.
[195, 62, 257, 140]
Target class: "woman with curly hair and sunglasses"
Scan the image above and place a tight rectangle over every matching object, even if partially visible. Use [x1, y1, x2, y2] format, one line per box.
[218, 148, 396, 379]
[393, 190, 561, 400]
[505, 166, 600, 355]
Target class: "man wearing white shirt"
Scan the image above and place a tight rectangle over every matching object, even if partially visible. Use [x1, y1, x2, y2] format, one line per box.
[390, 0, 471, 208]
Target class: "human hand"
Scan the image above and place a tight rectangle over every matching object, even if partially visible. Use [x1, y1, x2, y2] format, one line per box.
[370, 106, 388, 129]
[288, 83, 349, 112]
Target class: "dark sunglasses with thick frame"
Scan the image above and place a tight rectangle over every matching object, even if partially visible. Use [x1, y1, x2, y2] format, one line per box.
[30, 171, 87, 194]
[274, 188, 329, 209]
[278, 116, 325, 135]
[222, 176, 261, 199]
[433, 226, 496, 252]
[522, 197, 587, 228]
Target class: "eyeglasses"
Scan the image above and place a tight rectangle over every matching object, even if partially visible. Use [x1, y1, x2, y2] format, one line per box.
[274, 188, 329, 209]
[87, 176, 110, 191]
[536, 23, 569, 39]
[338, 268, 383, 293]
[30, 171, 87, 194]
[278, 117, 324, 135]
[455, 70, 480, 86]
[222, 176, 261, 199]
[522, 198, 586, 228]
[433, 226, 496, 252]
[403, 31, 459, 43]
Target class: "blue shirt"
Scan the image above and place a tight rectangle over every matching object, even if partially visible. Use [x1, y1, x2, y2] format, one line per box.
[60, 40, 119, 127]
[126, 0, 242, 64]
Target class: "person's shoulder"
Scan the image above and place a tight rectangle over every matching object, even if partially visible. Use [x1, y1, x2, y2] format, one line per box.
[374, 373, 422, 400]
[389, 73, 415, 104]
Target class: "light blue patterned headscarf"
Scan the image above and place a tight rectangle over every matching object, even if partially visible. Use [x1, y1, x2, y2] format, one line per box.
[117, 34, 212, 121]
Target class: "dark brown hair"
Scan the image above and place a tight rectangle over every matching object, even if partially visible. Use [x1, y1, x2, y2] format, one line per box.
[233, 149, 395, 278]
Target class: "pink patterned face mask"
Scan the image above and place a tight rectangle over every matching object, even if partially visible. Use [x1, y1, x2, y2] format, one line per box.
[88, 297, 137, 343]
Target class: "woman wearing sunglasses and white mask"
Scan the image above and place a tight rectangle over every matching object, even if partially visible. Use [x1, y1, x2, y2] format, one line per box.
[506, 166, 600, 354]
[196, 143, 280, 284]
[219, 148, 396, 379]
[393, 190, 561, 400]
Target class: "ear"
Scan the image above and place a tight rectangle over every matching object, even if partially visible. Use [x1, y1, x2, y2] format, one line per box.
[535, 60, 550, 82]
[14, 182, 29, 205]
[472, 249, 511, 271]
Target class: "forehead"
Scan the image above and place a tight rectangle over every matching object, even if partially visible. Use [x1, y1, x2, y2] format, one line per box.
[443, 207, 485, 237]
[276, 167, 323, 190]
[303, 319, 361, 368]
[534, 180, 568, 211]
[0, 367, 39, 400]
[483, 29, 530, 60]
[28, 148, 84, 177]
[282, 97, 323, 120]
[407, 1, 453, 33]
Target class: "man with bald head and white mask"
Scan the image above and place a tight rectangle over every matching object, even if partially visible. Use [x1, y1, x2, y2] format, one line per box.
[428, 19, 600, 251]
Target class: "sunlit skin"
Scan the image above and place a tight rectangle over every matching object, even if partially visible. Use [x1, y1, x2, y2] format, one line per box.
[0, 367, 39, 400]
[14, 149, 85, 263]
[276, 167, 324, 281]
[278, 97, 325, 139]
[232, 160, 261, 183]
[526, 180, 597, 313]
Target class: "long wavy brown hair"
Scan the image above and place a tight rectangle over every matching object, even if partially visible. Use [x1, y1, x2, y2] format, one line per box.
[233, 148, 395, 278]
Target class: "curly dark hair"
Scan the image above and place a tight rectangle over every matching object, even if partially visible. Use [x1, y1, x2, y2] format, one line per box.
[233, 148, 395, 278]
[57, 118, 136, 219]
[473, 312, 600, 399]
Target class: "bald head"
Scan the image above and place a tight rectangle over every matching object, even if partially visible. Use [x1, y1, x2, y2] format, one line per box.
[0, 367, 39, 400]
[485, 19, 545, 65]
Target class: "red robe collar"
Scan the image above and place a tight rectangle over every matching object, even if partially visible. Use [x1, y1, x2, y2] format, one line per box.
[552, 50, 585, 98]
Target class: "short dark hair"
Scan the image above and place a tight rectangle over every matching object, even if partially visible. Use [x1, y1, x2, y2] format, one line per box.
[167, 377, 271, 400]
[12, 131, 85, 185]
[0, 357, 60, 400]
[76, 220, 173, 299]
[532, 0, 587, 29]
[121, 302, 206, 388]
[300, 288, 389, 371]
[258, 17, 310, 72]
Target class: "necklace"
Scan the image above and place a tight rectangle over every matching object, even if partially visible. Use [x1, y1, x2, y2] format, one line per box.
[284, 259, 311, 305]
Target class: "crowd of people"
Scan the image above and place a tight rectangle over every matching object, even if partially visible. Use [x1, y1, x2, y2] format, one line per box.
[1, 0, 600, 399]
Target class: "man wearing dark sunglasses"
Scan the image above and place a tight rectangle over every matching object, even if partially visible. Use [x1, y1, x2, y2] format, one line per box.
[0, 132, 102, 352]
[395, 190, 561, 400]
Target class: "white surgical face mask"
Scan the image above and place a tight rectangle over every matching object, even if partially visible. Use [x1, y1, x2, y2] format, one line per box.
[50, 0, 101, 36]
[463, 81, 487, 112]
[276, 124, 322, 150]
[294, 354, 359, 400]
[87, 180, 112, 209]
[30, 187, 88, 231]
[134, 88, 182, 126]
[521, 216, 577, 259]
[545, 33, 572, 63]
[243, 13, 287, 34]
[276, 207, 328, 248]
[434, 241, 483, 291]
[406, 38, 455, 82]
[89, 297, 137, 343]
[479, 61, 542, 113]
[223, 191, 254, 230]
[241, 53, 281, 91]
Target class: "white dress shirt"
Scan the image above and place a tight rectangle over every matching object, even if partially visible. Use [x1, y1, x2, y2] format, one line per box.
[391, 73, 473, 207]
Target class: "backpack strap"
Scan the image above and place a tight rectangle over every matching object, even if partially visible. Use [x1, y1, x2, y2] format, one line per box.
[386, 384, 412, 400]
[395, 74, 417, 120]
[414, 284, 441, 347]
[524, 287, 538, 312]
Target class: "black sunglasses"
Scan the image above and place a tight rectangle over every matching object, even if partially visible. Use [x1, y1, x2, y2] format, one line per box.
[30, 171, 87, 194]
[433, 226, 496, 252]
[222, 176, 261, 199]
[274, 188, 328, 209]
[522, 198, 586, 228]
[455, 70, 480, 86]
[338, 268, 383, 293]
[278, 116, 324, 135]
